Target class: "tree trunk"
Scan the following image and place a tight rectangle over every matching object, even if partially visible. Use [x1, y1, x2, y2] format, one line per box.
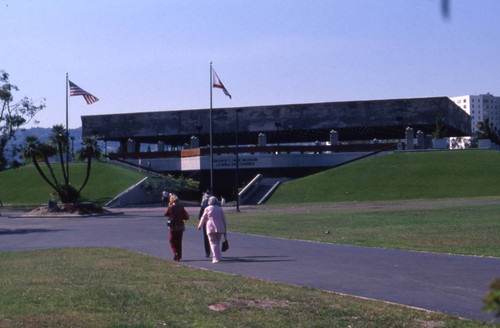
[0, 135, 10, 170]
[78, 157, 92, 193]
[32, 157, 58, 190]
[57, 140, 68, 184]
[44, 155, 60, 187]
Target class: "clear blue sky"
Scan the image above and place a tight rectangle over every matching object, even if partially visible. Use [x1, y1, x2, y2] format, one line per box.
[1, 0, 499, 129]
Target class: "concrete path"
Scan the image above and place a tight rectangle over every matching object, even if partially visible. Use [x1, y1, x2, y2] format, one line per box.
[1, 206, 498, 323]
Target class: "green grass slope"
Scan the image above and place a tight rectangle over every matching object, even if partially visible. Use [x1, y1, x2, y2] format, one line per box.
[0, 162, 145, 206]
[268, 150, 500, 204]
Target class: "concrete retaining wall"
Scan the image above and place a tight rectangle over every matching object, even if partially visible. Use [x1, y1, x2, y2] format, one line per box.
[106, 177, 161, 207]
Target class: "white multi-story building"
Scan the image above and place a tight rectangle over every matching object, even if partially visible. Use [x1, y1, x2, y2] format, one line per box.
[450, 93, 500, 135]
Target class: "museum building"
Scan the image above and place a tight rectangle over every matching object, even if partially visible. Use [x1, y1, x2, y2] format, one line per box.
[82, 96, 471, 198]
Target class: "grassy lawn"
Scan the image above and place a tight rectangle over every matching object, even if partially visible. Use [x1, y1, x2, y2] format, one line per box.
[191, 199, 500, 258]
[268, 150, 500, 204]
[1, 151, 500, 326]
[0, 247, 494, 328]
[0, 162, 145, 206]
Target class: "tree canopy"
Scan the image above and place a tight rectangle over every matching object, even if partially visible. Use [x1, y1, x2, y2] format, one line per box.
[475, 118, 500, 145]
[0, 70, 45, 170]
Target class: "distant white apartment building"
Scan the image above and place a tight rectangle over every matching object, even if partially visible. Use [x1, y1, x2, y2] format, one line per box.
[450, 93, 500, 135]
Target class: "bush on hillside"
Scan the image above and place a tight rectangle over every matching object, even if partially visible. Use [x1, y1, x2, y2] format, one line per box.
[483, 277, 500, 317]
[143, 175, 199, 200]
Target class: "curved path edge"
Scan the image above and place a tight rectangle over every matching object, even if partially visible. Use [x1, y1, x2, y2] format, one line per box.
[0, 207, 498, 323]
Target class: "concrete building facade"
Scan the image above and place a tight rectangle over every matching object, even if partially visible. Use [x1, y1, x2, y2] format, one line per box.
[451, 93, 500, 135]
[83, 96, 470, 149]
[82, 96, 471, 199]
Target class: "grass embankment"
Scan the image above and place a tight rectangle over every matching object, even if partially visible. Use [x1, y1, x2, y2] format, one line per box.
[268, 150, 500, 204]
[2, 149, 500, 206]
[215, 200, 500, 257]
[206, 150, 500, 257]
[0, 247, 494, 328]
[0, 162, 145, 206]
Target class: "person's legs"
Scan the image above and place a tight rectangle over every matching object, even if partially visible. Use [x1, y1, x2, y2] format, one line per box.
[174, 231, 183, 260]
[208, 233, 223, 262]
[170, 230, 183, 261]
[169, 230, 177, 260]
[202, 225, 210, 257]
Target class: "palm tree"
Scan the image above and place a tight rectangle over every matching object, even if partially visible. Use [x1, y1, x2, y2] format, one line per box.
[38, 142, 58, 186]
[49, 124, 69, 185]
[22, 128, 101, 203]
[22, 133, 80, 203]
[21, 135, 58, 190]
[77, 137, 101, 193]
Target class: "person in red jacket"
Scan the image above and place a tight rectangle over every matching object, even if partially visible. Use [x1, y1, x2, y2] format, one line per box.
[164, 194, 189, 261]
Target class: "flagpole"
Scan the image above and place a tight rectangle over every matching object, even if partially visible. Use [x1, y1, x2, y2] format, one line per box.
[209, 62, 214, 194]
[66, 72, 69, 183]
[235, 108, 240, 212]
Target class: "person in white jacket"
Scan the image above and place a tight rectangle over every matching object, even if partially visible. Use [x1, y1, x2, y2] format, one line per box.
[198, 196, 227, 263]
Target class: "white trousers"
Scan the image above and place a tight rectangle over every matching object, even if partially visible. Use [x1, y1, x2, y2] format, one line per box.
[208, 233, 224, 261]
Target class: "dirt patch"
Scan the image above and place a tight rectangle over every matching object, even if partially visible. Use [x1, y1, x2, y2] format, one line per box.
[22, 203, 111, 217]
[414, 319, 445, 328]
[208, 299, 291, 311]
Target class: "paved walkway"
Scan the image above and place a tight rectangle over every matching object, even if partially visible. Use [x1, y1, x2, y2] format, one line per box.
[1, 206, 499, 323]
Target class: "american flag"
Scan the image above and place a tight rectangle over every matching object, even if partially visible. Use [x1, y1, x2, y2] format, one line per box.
[69, 80, 99, 104]
[212, 69, 232, 99]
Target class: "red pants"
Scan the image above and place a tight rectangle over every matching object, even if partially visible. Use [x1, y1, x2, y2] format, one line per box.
[169, 230, 183, 261]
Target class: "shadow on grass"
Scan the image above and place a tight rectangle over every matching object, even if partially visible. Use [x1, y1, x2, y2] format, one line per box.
[78, 197, 112, 207]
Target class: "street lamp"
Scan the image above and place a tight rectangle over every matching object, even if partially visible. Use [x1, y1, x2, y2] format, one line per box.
[274, 121, 281, 148]
[195, 125, 202, 148]
[235, 109, 241, 212]
[70, 136, 75, 160]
